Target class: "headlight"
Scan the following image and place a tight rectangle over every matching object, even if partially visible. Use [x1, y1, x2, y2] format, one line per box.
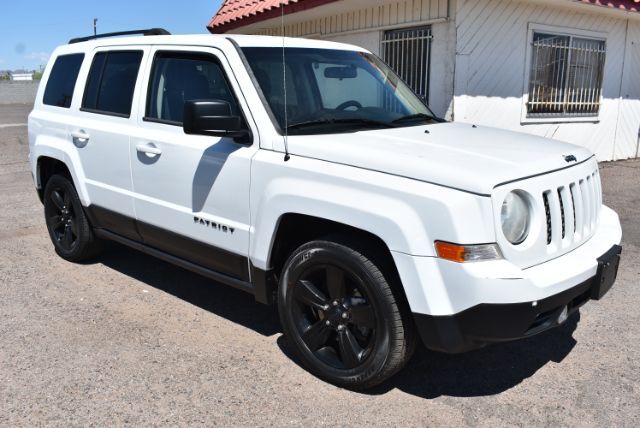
[501, 191, 530, 245]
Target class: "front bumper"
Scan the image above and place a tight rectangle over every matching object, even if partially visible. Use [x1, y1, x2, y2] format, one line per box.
[414, 244, 621, 353]
[391, 205, 623, 353]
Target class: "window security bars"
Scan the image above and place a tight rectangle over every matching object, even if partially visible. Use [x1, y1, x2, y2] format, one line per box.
[527, 32, 606, 118]
[382, 26, 432, 102]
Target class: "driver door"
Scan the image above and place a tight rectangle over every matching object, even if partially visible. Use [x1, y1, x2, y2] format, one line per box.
[129, 46, 258, 281]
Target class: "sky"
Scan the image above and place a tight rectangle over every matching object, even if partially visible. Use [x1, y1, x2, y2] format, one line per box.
[0, 0, 224, 71]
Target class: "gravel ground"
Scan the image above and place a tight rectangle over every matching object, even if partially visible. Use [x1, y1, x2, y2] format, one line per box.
[0, 104, 638, 426]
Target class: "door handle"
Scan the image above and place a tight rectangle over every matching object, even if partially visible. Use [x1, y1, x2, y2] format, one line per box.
[71, 129, 90, 146]
[136, 143, 162, 156]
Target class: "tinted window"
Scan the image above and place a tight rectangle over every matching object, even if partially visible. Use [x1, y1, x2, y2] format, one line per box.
[43, 54, 85, 108]
[146, 53, 240, 124]
[82, 51, 143, 117]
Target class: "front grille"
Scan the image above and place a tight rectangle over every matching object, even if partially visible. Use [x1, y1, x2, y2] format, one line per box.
[543, 192, 552, 244]
[558, 188, 566, 239]
[543, 169, 601, 247]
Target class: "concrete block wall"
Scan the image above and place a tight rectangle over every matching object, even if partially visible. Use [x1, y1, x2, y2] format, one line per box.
[0, 81, 40, 105]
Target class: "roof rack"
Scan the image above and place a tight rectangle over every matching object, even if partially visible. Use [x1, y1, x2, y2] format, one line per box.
[69, 28, 171, 44]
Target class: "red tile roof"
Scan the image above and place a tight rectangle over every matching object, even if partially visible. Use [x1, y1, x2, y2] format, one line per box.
[207, 0, 640, 34]
[207, 0, 340, 33]
[577, 0, 640, 11]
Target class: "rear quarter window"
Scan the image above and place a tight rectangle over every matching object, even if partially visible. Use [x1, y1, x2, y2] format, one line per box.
[42, 53, 85, 108]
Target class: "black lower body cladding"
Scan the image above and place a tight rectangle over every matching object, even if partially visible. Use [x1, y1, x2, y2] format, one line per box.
[414, 245, 622, 353]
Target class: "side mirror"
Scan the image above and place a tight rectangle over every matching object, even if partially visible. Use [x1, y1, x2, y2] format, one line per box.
[183, 100, 250, 142]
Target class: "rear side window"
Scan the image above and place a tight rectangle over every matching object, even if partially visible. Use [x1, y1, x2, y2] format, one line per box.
[43, 54, 85, 108]
[82, 51, 143, 117]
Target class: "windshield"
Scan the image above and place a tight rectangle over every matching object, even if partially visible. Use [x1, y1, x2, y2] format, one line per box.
[241, 47, 438, 135]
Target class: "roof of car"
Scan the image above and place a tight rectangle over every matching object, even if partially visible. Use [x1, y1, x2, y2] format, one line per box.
[56, 34, 366, 54]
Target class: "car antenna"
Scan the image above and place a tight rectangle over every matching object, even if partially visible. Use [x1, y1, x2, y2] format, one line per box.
[281, 1, 290, 162]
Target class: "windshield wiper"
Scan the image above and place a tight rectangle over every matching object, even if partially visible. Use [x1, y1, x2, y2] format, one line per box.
[286, 118, 396, 131]
[391, 113, 437, 124]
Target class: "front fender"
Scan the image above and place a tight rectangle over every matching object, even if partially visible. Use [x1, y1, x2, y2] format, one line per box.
[249, 151, 495, 270]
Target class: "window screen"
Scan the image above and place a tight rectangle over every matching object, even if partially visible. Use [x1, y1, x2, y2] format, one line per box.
[527, 32, 606, 118]
[43, 54, 85, 108]
[82, 51, 143, 117]
[146, 53, 240, 124]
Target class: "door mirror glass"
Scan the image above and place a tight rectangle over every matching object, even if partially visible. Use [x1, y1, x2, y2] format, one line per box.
[183, 100, 250, 141]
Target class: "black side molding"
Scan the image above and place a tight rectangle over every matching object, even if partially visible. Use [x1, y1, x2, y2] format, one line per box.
[94, 228, 254, 296]
[69, 28, 170, 44]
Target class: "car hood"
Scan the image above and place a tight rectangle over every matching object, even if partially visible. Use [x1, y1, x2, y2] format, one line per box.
[285, 122, 593, 196]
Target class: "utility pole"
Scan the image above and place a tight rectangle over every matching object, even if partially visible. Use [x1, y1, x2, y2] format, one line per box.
[93, 18, 98, 36]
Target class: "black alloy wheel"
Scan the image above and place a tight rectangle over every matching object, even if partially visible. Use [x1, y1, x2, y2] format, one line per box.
[278, 238, 415, 389]
[43, 174, 102, 262]
[46, 185, 78, 252]
[292, 263, 377, 370]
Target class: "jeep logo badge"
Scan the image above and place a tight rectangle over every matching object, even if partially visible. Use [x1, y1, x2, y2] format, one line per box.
[564, 154, 577, 163]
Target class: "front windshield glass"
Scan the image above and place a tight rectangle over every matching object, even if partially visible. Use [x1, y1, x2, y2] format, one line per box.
[241, 47, 438, 135]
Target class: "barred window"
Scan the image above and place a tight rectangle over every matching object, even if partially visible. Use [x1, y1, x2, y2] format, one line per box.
[527, 32, 606, 118]
[382, 26, 432, 102]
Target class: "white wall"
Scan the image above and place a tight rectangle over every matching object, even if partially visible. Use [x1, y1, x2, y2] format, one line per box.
[428, 20, 456, 119]
[614, 20, 640, 159]
[453, 0, 640, 161]
[324, 30, 381, 55]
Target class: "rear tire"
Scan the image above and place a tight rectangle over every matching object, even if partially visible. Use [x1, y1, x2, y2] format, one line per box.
[43, 174, 102, 262]
[278, 238, 415, 389]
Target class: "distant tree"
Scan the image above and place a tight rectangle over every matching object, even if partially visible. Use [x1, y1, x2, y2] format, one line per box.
[33, 71, 43, 80]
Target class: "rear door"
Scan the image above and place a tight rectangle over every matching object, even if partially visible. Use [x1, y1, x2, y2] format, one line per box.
[129, 46, 259, 281]
[70, 46, 149, 240]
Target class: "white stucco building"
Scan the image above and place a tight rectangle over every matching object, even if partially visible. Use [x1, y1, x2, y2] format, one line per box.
[9, 72, 34, 81]
[209, 0, 640, 161]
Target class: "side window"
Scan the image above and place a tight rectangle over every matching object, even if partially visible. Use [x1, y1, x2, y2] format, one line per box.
[43, 53, 85, 108]
[146, 53, 241, 124]
[82, 51, 143, 117]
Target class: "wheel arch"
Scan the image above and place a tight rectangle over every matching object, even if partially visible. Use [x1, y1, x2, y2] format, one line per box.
[268, 213, 396, 277]
[36, 156, 72, 201]
[252, 212, 409, 309]
[32, 140, 91, 206]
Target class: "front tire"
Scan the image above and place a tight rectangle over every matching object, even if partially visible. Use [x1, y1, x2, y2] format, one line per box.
[43, 174, 102, 262]
[278, 238, 415, 389]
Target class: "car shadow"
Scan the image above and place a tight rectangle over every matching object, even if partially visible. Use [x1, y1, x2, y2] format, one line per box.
[97, 241, 579, 399]
[277, 312, 579, 399]
[377, 313, 578, 398]
[97, 241, 280, 337]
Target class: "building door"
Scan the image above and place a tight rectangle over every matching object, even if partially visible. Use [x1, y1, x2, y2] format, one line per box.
[615, 34, 640, 159]
[381, 26, 432, 102]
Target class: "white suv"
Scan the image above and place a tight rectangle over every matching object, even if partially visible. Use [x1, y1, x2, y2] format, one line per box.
[29, 29, 622, 389]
